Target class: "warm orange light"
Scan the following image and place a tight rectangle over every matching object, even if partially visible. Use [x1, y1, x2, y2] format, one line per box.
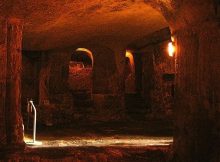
[168, 42, 175, 57]
[171, 36, 175, 42]
[76, 48, 94, 66]
[125, 50, 135, 73]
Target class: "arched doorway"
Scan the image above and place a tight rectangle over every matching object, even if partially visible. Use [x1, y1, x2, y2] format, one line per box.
[67, 48, 94, 117]
[68, 48, 93, 93]
[125, 50, 136, 94]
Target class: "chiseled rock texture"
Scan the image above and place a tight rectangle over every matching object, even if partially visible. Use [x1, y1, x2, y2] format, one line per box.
[0, 147, 172, 162]
[0, 0, 219, 162]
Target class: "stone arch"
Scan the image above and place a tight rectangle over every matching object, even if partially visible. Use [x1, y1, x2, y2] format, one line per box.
[75, 48, 94, 67]
[66, 43, 119, 94]
[68, 48, 94, 92]
[125, 50, 135, 73]
[125, 50, 136, 93]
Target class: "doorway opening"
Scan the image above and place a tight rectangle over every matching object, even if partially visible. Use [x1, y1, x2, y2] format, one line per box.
[22, 4, 174, 149]
[68, 48, 93, 93]
[67, 48, 94, 118]
[125, 50, 136, 94]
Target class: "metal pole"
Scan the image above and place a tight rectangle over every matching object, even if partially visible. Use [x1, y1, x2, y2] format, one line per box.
[27, 99, 30, 130]
[29, 100, 36, 143]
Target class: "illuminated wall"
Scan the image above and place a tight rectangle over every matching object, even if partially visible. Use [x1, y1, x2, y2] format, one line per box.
[125, 50, 136, 93]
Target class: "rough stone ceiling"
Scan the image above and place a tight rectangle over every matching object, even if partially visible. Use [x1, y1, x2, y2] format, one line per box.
[1, 0, 168, 50]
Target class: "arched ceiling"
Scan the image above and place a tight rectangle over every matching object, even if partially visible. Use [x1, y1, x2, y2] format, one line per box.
[0, 0, 168, 50]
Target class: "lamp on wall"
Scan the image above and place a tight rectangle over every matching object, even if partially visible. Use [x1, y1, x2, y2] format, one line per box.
[167, 39, 175, 57]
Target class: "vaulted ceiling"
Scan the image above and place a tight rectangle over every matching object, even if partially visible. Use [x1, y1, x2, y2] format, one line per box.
[0, 0, 168, 50]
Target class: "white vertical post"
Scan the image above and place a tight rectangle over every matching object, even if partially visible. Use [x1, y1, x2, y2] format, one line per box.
[29, 100, 37, 143]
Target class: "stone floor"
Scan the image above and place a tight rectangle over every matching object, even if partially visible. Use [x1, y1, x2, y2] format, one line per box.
[24, 121, 173, 148]
[1, 121, 173, 162]
[25, 135, 173, 148]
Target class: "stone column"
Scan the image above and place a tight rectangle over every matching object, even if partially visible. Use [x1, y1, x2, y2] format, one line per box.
[0, 20, 7, 147]
[134, 52, 142, 94]
[174, 21, 220, 162]
[142, 49, 154, 110]
[5, 18, 24, 146]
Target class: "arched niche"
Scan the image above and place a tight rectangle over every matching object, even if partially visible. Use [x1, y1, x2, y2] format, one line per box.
[75, 48, 94, 67]
[125, 50, 136, 94]
[68, 48, 93, 93]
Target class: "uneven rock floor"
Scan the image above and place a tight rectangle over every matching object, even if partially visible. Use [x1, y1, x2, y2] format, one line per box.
[1, 121, 173, 161]
[24, 120, 173, 147]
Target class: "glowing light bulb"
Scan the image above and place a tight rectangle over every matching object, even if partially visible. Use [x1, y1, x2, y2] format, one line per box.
[168, 42, 175, 57]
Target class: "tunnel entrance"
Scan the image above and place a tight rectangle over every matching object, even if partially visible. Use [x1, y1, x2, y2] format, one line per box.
[125, 50, 136, 94]
[23, 32, 175, 148]
[124, 28, 175, 121]
[68, 48, 93, 93]
[67, 48, 94, 121]
[21, 2, 174, 152]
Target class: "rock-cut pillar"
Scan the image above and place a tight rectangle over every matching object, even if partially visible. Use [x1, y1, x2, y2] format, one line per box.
[5, 18, 24, 146]
[0, 20, 7, 147]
